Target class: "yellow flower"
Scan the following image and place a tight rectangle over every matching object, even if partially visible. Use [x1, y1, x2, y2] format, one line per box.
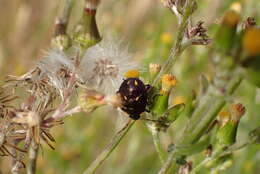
[243, 28, 260, 55]
[161, 32, 173, 44]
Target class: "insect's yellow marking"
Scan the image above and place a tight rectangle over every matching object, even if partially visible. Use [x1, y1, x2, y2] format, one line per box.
[124, 96, 128, 100]
[127, 80, 131, 85]
[134, 80, 138, 86]
[135, 96, 140, 101]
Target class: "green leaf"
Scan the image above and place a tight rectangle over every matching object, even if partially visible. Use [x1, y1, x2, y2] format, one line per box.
[164, 103, 185, 123]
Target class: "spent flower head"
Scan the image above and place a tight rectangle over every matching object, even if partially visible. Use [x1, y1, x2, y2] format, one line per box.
[7, 49, 76, 101]
[80, 38, 137, 94]
[37, 49, 75, 92]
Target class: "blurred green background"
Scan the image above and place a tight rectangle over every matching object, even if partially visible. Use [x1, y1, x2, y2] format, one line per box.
[0, 0, 260, 173]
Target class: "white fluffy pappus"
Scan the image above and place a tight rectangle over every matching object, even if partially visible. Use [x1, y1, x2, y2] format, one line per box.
[79, 38, 137, 94]
[36, 49, 75, 97]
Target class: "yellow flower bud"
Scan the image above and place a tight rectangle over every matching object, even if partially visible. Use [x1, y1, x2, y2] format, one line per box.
[149, 63, 161, 75]
[222, 10, 240, 27]
[161, 74, 177, 93]
[219, 110, 231, 126]
[124, 69, 140, 78]
[243, 28, 260, 56]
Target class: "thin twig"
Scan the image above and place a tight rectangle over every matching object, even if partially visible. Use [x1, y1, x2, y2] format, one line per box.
[82, 119, 135, 174]
[152, 0, 195, 86]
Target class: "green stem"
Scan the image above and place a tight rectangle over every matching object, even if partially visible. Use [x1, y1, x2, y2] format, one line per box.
[149, 0, 196, 166]
[152, 0, 195, 86]
[151, 130, 167, 163]
[83, 120, 135, 174]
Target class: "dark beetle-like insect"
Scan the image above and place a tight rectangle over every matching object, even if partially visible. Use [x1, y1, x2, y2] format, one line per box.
[117, 77, 151, 120]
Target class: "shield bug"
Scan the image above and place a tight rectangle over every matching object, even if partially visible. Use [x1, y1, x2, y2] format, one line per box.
[117, 70, 151, 120]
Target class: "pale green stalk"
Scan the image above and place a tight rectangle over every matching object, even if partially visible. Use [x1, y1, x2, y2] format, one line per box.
[83, 120, 135, 174]
[149, 0, 197, 163]
[151, 130, 167, 163]
[152, 0, 196, 86]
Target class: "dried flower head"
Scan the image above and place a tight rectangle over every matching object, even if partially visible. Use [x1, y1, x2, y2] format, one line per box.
[37, 49, 75, 94]
[229, 103, 246, 122]
[7, 49, 76, 101]
[0, 87, 17, 118]
[80, 38, 137, 94]
[0, 115, 26, 166]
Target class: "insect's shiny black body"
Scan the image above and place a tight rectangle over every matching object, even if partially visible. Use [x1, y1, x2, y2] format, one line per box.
[117, 78, 150, 120]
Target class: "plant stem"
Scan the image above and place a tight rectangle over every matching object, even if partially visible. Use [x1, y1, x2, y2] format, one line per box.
[151, 130, 167, 163]
[148, 0, 196, 165]
[152, 0, 195, 86]
[82, 120, 135, 174]
[158, 74, 242, 174]
[27, 140, 39, 174]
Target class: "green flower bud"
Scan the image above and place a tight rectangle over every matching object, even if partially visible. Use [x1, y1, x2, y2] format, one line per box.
[215, 10, 240, 54]
[216, 104, 245, 148]
[73, 1, 101, 50]
[73, 34, 100, 50]
[151, 74, 177, 115]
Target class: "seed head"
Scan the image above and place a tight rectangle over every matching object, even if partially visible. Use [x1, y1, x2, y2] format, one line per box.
[80, 38, 136, 94]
